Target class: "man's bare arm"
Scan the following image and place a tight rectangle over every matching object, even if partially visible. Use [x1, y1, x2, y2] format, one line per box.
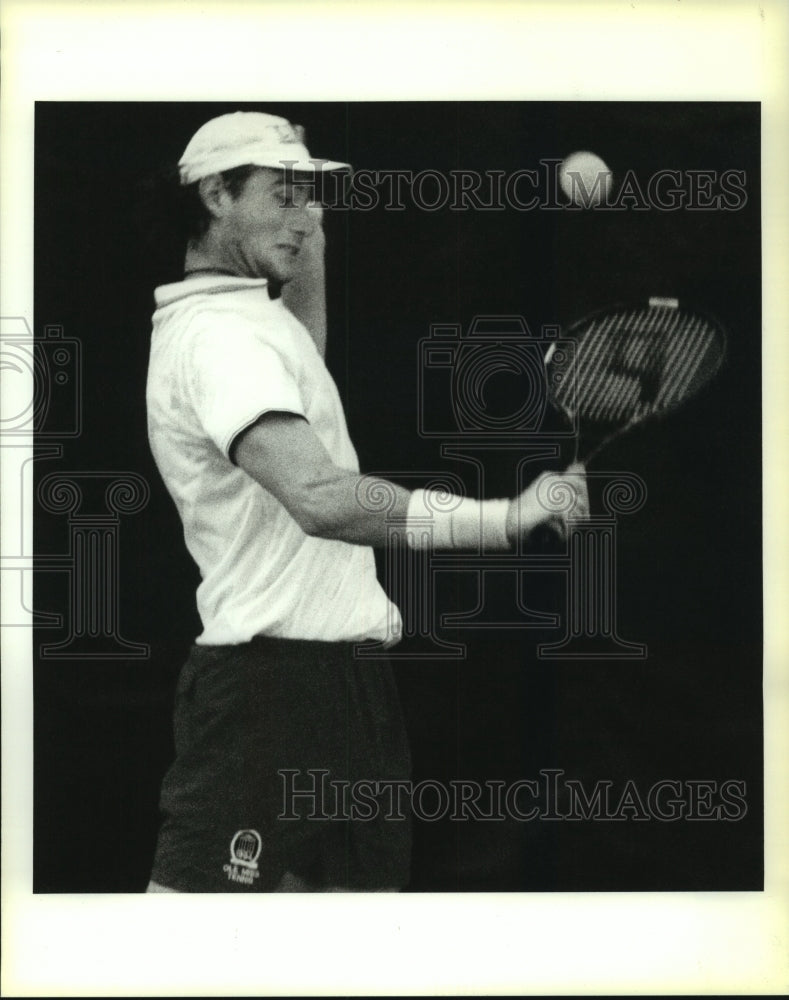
[233, 412, 411, 545]
[233, 412, 589, 548]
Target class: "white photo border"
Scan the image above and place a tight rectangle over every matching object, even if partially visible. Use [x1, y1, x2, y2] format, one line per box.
[2, 0, 787, 995]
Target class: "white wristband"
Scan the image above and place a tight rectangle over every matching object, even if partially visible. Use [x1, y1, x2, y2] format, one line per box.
[405, 489, 511, 551]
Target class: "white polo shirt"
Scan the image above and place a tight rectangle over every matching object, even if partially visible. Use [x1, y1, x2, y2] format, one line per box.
[146, 274, 401, 647]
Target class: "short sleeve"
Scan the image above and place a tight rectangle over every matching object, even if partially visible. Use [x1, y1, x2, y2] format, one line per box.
[186, 319, 306, 459]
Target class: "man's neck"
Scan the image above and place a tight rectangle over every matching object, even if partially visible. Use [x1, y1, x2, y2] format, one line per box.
[183, 245, 282, 297]
[184, 240, 242, 279]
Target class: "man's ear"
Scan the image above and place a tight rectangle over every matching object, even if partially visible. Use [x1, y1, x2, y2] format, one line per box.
[197, 174, 231, 219]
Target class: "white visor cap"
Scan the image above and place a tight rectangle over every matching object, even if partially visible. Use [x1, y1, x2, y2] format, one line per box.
[178, 111, 351, 185]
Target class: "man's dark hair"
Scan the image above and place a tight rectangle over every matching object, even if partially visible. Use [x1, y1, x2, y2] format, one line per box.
[177, 164, 259, 243]
[134, 163, 259, 275]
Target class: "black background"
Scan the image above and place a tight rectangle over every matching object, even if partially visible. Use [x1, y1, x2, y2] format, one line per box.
[33, 101, 761, 892]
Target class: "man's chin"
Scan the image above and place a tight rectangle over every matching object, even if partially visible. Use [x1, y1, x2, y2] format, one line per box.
[250, 266, 293, 290]
[260, 264, 296, 286]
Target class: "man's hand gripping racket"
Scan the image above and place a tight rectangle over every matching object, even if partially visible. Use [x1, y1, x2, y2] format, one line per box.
[509, 296, 727, 543]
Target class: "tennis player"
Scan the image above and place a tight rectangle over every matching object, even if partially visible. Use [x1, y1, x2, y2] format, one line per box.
[145, 111, 588, 892]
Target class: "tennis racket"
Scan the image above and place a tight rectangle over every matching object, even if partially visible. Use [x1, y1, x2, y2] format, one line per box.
[544, 296, 727, 464]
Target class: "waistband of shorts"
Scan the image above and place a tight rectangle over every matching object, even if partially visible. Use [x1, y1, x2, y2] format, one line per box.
[194, 635, 360, 654]
[188, 635, 367, 670]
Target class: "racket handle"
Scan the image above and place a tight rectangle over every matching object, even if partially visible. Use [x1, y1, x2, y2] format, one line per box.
[514, 462, 590, 548]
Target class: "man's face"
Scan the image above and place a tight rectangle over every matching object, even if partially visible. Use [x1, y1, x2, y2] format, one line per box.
[216, 168, 318, 283]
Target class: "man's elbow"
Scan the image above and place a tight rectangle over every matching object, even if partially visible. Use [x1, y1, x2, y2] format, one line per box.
[296, 509, 334, 538]
[289, 496, 348, 540]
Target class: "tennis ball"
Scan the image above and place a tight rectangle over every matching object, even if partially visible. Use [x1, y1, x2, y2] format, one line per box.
[559, 151, 613, 207]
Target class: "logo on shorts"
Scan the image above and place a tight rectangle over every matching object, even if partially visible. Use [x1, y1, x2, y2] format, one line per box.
[223, 829, 262, 886]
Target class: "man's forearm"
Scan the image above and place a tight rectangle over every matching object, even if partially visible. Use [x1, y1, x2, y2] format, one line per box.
[292, 470, 412, 545]
[233, 413, 589, 549]
[291, 471, 563, 550]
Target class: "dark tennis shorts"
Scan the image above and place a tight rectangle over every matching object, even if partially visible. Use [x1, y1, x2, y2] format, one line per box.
[150, 636, 412, 892]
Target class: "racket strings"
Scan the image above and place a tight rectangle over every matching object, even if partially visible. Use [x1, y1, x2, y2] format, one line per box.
[656, 315, 717, 407]
[557, 307, 720, 426]
[589, 307, 667, 421]
[564, 308, 663, 423]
